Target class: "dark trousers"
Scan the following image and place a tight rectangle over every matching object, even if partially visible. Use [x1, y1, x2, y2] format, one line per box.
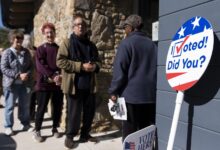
[35, 90, 63, 131]
[30, 91, 36, 120]
[122, 103, 156, 141]
[66, 89, 96, 139]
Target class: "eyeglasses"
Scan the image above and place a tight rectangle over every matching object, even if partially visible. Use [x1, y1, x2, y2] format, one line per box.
[44, 31, 55, 34]
[73, 23, 86, 27]
[15, 36, 24, 40]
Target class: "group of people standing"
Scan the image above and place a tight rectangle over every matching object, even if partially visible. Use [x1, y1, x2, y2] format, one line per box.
[1, 13, 157, 149]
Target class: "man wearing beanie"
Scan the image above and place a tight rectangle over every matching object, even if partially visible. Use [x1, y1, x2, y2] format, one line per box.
[109, 14, 157, 141]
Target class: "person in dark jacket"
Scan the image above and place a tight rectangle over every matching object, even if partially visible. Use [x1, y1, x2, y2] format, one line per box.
[57, 14, 100, 149]
[22, 34, 37, 122]
[33, 23, 63, 142]
[109, 14, 157, 141]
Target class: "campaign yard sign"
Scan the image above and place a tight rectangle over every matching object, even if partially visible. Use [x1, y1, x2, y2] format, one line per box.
[123, 125, 156, 150]
[166, 16, 214, 91]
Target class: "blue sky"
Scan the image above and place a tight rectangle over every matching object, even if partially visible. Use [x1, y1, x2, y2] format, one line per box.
[0, 0, 8, 30]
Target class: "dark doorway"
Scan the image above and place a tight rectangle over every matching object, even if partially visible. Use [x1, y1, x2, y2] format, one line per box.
[133, 0, 159, 38]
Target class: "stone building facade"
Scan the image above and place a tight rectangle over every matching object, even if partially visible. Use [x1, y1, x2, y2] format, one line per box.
[33, 0, 134, 132]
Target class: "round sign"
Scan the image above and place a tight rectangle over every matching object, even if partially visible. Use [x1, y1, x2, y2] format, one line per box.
[166, 16, 214, 91]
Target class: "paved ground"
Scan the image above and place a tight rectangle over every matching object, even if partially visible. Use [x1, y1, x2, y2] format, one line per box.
[0, 100, 123, 150]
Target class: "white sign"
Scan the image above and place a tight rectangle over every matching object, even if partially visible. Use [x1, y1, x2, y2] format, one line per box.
[166, 16, 214, 91]
[152, 21, 159, 41]
[123, 125, 156, 150]
[108, 97, 127, 120]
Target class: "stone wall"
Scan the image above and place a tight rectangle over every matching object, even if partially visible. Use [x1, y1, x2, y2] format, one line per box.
[34, 0, 74, 46]
[34, 0, 133, 132]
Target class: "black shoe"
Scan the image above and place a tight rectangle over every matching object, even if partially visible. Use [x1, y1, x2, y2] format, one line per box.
[79, 135, 98, 143]
[0, 104, 4, 108]
[64, 137, 75, 149]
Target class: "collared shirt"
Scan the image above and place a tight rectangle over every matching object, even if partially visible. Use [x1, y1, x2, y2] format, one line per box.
[10, 47, 24, 84]
[10, 47, 24, 65]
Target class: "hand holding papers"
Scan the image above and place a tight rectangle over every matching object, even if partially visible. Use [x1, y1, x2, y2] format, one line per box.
[108, 97, 127, 120]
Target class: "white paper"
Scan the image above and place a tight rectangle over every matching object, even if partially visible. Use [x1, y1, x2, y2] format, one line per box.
[108, 97, 127, 120]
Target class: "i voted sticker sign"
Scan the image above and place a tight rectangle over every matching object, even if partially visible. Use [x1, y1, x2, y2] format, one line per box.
[166, 16, 214, 91]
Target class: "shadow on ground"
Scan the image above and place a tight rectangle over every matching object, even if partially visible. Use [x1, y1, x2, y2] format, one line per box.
[96, 130, 121, 142]
[73, 130, 122, 146]
[0, 133, 17, 150]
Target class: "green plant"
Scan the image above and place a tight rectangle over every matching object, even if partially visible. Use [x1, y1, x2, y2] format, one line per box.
[0, 29, 10, 49]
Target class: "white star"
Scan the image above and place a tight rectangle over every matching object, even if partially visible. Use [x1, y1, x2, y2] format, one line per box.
[192, 16, 201, 30]
[178, 26, 186, 38]
[203, 26, 207, 32]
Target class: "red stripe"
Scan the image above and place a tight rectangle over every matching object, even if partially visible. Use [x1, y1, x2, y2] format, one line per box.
[173, 80, 198, 91]
[166, 72, 186, 80]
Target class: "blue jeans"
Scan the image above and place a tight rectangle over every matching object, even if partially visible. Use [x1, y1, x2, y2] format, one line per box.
[4, 84, 31, 128]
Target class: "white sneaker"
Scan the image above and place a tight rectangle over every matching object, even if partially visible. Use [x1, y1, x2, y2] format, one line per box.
[20, 125, 34, 132]
[33, 131, 44, 143]
[5, 128, 14, 136]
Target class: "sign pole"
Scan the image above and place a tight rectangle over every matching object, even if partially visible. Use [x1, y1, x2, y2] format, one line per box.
[167, 91, 184, 150]
[165, 16, 214, 150]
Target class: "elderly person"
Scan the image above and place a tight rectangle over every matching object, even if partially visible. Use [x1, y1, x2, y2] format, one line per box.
[1, 29, 33, 136]
[109, 14, 157, 141]
[22, 34, 37, 121]
[33, 23, 63, 142]
[57, 14, 100, 149]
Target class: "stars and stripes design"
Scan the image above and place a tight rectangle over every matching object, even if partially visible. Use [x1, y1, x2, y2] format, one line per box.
[124, 142, 136, 150]
[166, 16, 214, 91]
[173, 16, 212, 41]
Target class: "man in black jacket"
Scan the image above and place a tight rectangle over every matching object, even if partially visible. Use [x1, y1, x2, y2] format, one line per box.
[109, 14, 157, 141]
